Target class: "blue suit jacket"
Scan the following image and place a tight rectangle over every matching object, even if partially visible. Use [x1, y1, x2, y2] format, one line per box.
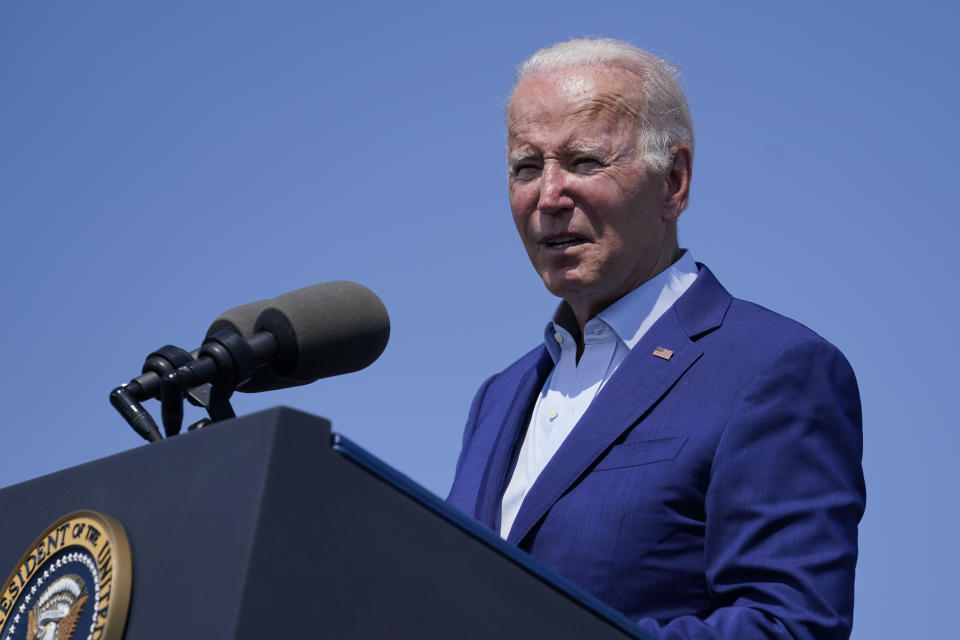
[447, 266, 865, 639]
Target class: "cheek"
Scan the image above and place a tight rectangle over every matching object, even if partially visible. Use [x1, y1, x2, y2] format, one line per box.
[509, 181, 538, 213]
[510, 191, 537, 232]
[512, 213, 527, 238]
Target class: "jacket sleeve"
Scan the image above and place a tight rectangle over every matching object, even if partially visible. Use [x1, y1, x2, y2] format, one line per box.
[636, 338, 865, 640]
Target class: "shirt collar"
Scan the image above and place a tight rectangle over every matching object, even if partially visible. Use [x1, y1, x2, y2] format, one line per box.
[542, 251, 700, 362]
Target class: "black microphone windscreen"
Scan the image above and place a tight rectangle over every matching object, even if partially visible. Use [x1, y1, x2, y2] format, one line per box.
[253, 281, 390, 385]
[208, 298, 265, 336]
[207, 281, 389, 393]
[207, 297, 302, 392]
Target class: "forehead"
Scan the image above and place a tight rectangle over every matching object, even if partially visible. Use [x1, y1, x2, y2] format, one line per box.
[507, 66, 642, 141]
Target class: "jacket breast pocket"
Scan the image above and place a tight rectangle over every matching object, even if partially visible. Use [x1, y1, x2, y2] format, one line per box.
[593, 436, 688, 471]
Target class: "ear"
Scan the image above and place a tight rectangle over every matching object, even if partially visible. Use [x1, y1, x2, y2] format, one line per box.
[662, 144, 692, 220]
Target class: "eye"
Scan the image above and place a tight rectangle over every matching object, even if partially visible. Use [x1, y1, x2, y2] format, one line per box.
[572, 157, 603, 173]
[512, 163, 541, 181]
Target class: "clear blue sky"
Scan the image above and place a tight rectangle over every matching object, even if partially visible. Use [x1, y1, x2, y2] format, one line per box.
[1, 2, 957, 637]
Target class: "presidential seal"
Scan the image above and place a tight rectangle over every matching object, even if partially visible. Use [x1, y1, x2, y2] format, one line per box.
[0, 512, 131, 640]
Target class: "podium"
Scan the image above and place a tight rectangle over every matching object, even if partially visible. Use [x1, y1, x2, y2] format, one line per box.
[0, 408, 654, 639]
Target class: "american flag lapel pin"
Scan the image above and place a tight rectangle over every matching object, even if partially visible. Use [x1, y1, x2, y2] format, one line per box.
[652, 346, 674, 360]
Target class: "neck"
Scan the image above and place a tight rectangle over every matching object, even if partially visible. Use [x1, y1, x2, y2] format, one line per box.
[566, 246, 684, 340]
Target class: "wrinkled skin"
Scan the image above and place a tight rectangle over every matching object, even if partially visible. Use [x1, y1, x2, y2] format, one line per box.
[507, 65, 692, 332]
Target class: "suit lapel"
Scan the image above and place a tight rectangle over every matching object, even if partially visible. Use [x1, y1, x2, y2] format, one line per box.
[475, 347, 553, 530]
[506, 265, 732, 545]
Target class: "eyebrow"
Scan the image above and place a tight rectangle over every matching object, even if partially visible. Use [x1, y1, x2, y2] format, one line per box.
[508, 142, 609, 166]
[565, 143, 608, 157]
[508, 150, 537, 165]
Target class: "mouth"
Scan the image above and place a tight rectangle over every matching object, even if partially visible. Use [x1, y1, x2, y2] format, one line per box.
[542, 234, 587, 250]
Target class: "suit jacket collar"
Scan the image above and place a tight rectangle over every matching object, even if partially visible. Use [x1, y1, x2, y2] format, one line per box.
[474, 347, 553, 530]
[675, 264, 734, 340]
[485, 264, 733, 543]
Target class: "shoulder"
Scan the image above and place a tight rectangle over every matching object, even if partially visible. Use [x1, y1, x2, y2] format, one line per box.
[722, 297, 850, 368]
[688, 265, 855, 373]
[469, 344, 551, 419]
[460, 345, 546, 432]
[493, 344, 549, 381]
[728, 296, 832, 344]
[674, 267, 861, 445]
[699, 288, 863, 461]
[716, 297, 860, 408]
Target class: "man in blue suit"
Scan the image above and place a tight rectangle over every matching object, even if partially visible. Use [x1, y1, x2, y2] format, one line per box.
[447, 38, 865, 639]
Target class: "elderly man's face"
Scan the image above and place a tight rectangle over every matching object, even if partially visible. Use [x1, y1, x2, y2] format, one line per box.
[508, 66, 685, 323]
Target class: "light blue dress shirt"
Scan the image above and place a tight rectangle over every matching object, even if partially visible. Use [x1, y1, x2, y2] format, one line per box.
[500, 252, 700, 538]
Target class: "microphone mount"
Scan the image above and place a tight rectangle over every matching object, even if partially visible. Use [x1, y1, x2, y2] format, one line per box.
[110, 330, 277, 441]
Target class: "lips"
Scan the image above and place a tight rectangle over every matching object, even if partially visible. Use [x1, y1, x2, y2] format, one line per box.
[543, 234, 587, 249]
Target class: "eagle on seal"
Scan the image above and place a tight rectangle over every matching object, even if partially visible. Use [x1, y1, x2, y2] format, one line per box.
[25, 575, 88, 640]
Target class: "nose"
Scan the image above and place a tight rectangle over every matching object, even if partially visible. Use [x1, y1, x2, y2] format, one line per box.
[537, 162, 574, 215]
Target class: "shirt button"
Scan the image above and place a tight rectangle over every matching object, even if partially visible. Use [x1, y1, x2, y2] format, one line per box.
[548, 408, 558, 421]
[554, 333, 564, 344]
[594, 327, 606, 335]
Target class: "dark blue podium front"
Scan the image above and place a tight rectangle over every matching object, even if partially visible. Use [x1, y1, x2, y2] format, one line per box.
[0, 408, 654, 639]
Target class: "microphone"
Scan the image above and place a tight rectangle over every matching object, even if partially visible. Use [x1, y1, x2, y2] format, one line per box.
[207, 280, 390, 391]
[111, 281, 390, 440]
[204, 293, 294, 391]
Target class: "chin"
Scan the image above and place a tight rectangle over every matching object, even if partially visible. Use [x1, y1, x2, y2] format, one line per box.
[541, 273, 593, 301]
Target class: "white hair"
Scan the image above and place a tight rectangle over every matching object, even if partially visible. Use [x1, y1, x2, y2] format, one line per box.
[514, 38, 695, 172]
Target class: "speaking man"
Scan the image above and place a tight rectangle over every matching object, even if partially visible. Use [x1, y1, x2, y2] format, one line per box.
[447, 38, 865, 640]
